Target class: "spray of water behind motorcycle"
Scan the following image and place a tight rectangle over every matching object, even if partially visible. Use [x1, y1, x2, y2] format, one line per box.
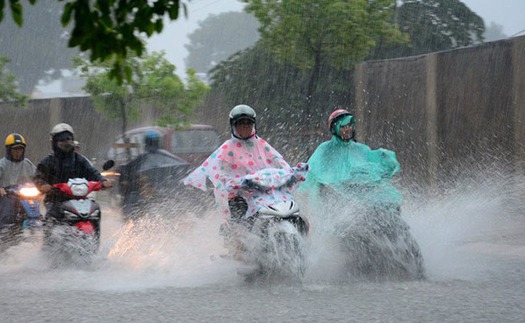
[401, 166, 525, 281]
[103, 197, 240, 286]
[301, 191, 424, 282]
[301, 163, 525, 283]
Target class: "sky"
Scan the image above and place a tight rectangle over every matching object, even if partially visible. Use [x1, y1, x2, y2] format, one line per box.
[461, 0, 525, 36]
[147, 0, 525, 79]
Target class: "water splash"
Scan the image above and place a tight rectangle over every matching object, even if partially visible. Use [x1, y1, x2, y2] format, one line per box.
[404, 168, 525, 281]
[1, 170, 524, 290]
[301, 167, 525, 282]
[0, 199, 239, 291]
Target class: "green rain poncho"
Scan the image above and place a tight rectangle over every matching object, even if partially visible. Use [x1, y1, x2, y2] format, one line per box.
[301, 118, 402, 207]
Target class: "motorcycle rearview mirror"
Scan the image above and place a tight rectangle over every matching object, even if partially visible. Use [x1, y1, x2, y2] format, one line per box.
[102, 160, 115, 171]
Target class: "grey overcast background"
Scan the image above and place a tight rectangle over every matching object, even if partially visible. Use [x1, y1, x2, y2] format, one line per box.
[146, 0, 525, 79]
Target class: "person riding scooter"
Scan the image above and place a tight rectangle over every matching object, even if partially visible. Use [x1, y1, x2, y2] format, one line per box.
[118, 129, 190, 215]
[183, 105, 308, 269]
[0, 133, 36, 231]
[34, 123, 113, 220]
[300, 109, 401, 208]
[183, 104, 303, 221]
[299, 109, 424, 280]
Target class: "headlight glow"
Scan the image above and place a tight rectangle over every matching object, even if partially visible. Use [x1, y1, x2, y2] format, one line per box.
[19, 187, 40, 198]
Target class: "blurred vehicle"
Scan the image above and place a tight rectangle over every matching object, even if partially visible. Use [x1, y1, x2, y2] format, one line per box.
[108, 124, 221, 167]
[0, 183, 43, 252]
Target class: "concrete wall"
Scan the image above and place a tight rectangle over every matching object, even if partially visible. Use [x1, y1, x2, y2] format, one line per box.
[0, 97, 158, 168]
[354, 35, 525, 185]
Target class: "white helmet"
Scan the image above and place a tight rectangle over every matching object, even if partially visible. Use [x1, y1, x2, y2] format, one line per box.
[50, 123, 75, 136]
[229, 104, 256, 126]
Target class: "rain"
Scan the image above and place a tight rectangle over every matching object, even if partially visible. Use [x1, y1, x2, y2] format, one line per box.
[1, 1, 525, 322]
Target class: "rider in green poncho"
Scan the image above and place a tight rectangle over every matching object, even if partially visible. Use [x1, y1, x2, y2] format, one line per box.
[300, 110, 425, 280]
[301, 109, 402, 209]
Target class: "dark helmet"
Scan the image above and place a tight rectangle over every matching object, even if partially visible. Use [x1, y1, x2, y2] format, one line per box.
[5, 133, 26, 161]
[144, 129, 161, 152]
[229, 104, 256, 139]
[328, 109, 355, 140]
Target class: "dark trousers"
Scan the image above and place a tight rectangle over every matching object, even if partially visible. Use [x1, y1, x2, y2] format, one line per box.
[0, 196, 19, 229]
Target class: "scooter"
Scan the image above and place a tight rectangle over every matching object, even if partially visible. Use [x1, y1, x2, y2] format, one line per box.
[220, 164, 309, 282]
[43, 160, 114, 261]
[322, 181, 425, 280]
[0, 183, 44, 251]
[5, 183, 44, 229]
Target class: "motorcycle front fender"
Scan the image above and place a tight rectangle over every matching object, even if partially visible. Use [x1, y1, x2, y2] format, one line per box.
[74, 221, 95, 235]
[20, 199, 42, 219]
[273, 220, 299, 235]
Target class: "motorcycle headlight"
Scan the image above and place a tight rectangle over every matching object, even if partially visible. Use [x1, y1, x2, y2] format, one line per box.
[19, 187, 40, 198]
[91, 209, 100, 217]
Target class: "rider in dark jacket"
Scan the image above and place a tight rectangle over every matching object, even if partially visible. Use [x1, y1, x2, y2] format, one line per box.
[118, 129, 190, 214]
[34, 123, 112, 219]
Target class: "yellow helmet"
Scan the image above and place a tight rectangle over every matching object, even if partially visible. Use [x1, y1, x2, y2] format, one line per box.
[5, 133, 26, 148]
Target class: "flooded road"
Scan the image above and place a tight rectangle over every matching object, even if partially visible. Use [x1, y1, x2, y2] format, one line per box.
[1, 175, 525, 323]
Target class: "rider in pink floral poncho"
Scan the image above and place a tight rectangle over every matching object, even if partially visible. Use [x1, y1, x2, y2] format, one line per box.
[183, 105, 302, 219]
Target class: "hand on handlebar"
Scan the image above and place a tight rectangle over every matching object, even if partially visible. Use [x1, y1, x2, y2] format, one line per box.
[39, 184, 53, 194]
[241, 178, 270, 192]
[102, 179, 113, 189]
[0, 187, 5, 196]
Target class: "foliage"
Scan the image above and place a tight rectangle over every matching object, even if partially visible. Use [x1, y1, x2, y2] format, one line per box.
[209, 0, 487, 162]
[0, 0, 187, 85]
[156, 69, 210, 127]
[209, 44, 353, 162]
[242, 0, 408, 109]
[369, 0, 485, 59]
[185, 11, 260, 74]
[243, 0, 407, 71]
[75, 51, 210, 152]
[0, 2, 78, 94]
[0, 56, 28, 107]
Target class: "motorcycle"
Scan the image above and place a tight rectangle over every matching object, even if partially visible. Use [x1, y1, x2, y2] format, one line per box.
[219, 164, 309, 282]
[4, 183, 44, 229]
[0, 183, 44, 251]
[321, 181, 425, 280]
[43, 160, 114, 261]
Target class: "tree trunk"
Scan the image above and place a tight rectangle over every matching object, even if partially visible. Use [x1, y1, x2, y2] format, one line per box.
[119, 97, 132, 162]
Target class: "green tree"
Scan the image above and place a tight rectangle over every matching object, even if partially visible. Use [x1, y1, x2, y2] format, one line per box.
[75, 51, 209, 160]
[369, 0, 485, 59]
[243, 0, 407, 116]
[185, 11, 260, 74]
[1, 0, 187, 84]
[0, 2, 78, 94]
[0, 56, 28, 107]
[209, 43, 354, 161]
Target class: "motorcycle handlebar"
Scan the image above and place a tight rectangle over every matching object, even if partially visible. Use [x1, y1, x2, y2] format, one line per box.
[53, 180, 103, 197]
[4, 184, 42, 198]
[241, 178, 270, 192]
[229, 163, 309, 193]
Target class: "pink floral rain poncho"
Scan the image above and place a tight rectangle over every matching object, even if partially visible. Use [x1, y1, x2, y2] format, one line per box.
[183, 135, 300, 218]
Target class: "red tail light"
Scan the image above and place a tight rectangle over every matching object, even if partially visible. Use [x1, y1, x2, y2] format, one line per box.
[75, 221, 95, 235]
